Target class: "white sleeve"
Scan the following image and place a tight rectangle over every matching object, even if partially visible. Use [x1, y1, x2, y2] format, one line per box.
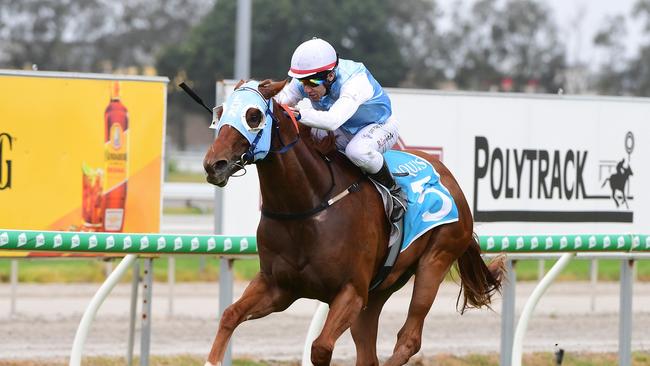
[298, 73, 374, 131]
[273, 79, 303, 106]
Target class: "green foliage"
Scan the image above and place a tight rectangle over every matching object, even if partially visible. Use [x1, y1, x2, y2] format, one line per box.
[0, 257, 261, 283]
[2, 257, 649, 283]
[445, 0, 566, 92]
[0, 0, 211, 72]
[624, 45, 650, 96]
[157, 0, 415, 115]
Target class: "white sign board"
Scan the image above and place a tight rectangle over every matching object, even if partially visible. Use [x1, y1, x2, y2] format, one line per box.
[215, 81, 649, 236]
[389, 89, 648, 235]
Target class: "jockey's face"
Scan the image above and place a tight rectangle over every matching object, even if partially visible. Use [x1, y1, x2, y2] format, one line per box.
[300, 71, 335, 101]
[303, 83, 326, 101]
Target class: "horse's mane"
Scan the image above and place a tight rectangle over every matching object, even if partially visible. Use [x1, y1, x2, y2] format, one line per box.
[298, 124, 338, 156]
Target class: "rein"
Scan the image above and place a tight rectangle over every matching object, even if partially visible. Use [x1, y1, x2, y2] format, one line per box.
[261, 103, 364, 220]
[261, 154, 363, 220]
[231, 92, 364, 221]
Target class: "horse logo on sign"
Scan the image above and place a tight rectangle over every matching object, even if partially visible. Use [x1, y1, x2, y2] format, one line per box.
[602, 158, 633, 209]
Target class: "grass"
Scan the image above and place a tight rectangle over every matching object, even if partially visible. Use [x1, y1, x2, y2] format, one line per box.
[2, 352, 649, 365]
[513, 258, 650, 281]
[0, 257, 260, 283]
[165, 170, 206, 183]
[0, 256, 648, 283]
[414, 352, 650, 365]
[1, 356, 269, 366]
[162, 206, 211, 215]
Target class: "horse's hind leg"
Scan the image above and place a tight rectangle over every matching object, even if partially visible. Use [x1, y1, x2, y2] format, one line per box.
[612, 189, 620, 207]
[350, 290, 393, 366]
[205, 273, 294, 366]
[311, 283, 365, 366]
[383, 243, 457, 366]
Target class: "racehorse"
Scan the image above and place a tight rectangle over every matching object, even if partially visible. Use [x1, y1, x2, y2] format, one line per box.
[202, 79, 505, 366]
[602, 164, 633, 209]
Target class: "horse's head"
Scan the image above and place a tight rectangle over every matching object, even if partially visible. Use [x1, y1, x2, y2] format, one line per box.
[203, 79, 287, 187]
[625, 166, 634, 177]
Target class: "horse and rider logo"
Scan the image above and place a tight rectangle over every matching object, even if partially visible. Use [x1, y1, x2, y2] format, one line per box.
[601, 132, 634, 209]
[602, 158, 633, 208]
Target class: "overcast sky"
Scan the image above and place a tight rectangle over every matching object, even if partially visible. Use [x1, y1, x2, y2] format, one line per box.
[439, 0, 648, 68]
[545, 0, 646, 65]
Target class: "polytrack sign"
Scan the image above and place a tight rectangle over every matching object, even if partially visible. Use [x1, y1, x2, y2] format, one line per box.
[389, 89, 649, 236]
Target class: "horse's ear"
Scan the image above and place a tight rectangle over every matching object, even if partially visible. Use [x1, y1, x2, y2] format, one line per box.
[214, 105, 223, 120]
[234, 79, 246, 89]
[259, 79, 288, 99]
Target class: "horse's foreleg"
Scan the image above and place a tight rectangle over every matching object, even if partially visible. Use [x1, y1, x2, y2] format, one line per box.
[350, 290, 392, 366]
[383, 250, 455, 366]
[622, 191, 629, 209]
[205, 273, 293, 366]
[311, 283, 365, 366]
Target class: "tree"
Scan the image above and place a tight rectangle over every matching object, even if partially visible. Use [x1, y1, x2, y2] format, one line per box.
[0, 0, 212, 72]
[157, 0, 422, 149]
[386, 0, 447, 88]
[443, 0, 566, 92]
[624, 0, 650, 96]
[593, 15, 629, 95]
[157, 0, 414, 110]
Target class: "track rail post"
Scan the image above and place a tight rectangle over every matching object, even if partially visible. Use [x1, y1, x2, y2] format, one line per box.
[511, 253, 575, 366]
[69, 254, 137, 366]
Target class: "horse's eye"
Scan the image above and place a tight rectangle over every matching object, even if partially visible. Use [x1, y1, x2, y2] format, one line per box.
[246, 108, 263, 129]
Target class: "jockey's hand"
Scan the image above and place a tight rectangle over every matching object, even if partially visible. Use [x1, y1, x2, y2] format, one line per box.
[288, 106, 301, 121]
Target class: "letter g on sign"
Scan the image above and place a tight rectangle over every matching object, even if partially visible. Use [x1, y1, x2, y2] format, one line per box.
[0, 133, 13, 190]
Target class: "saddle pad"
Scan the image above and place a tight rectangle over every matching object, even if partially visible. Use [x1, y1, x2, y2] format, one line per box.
[384, 150, 460, 252]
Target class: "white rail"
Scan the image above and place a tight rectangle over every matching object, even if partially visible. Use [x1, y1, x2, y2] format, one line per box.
[301, 302, 329, 366]
[511, 252, 575, 366]
[69, 254, 137, 366]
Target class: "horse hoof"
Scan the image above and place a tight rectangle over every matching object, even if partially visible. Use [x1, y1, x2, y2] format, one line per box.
[204, 362, 220, 366]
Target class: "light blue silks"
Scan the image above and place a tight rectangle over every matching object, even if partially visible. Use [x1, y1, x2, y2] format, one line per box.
[384, 150, 460, 252]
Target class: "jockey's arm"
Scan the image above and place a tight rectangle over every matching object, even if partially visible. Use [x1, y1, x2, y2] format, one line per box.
[273, 79, 303, 106]
[299, 73, 374, 131]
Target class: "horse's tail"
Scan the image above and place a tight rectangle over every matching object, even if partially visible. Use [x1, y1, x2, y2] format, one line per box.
[456, 233, 506, 314]
[601, 177, 610, 188]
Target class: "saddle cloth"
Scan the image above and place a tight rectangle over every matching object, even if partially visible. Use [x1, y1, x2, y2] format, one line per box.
[376, 150, 460, 252]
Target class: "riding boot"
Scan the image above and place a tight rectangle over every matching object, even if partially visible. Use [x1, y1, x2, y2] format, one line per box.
[368, 161, 407, 223]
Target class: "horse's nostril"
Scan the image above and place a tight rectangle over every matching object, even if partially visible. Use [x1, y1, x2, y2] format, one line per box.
[212, 160, 228, 173]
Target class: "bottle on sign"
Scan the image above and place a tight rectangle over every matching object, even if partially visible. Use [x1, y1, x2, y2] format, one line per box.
[103, 81, 128, 232]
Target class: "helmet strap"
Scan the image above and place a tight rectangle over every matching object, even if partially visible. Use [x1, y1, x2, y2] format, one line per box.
[324, 70, 336, 95]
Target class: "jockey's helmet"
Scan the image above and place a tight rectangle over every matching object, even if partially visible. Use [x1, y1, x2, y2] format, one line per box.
[288, 38, 338, 79]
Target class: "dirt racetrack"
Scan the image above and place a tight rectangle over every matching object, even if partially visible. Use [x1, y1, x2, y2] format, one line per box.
[1, 280, 649, 363]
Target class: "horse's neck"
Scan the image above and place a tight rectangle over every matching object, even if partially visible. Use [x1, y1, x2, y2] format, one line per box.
[256, 132, 332, 213]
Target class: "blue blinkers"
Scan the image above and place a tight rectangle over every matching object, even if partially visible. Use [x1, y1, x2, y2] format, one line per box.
[210, 80, 275, 162]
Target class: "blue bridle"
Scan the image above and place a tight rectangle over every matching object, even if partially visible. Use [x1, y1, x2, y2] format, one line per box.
[210, 80, 299, 166]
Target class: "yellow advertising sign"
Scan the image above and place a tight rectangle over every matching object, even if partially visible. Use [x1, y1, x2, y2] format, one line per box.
[0, 71, 167, 233]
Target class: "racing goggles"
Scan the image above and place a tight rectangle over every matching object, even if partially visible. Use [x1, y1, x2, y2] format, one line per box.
[299, 77, 327, 88]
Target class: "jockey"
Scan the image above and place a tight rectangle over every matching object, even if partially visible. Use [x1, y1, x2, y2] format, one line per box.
[274, 37, 406, 223]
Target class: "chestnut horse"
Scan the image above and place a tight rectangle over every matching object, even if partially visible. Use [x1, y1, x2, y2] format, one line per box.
[202, 79, 504, 366]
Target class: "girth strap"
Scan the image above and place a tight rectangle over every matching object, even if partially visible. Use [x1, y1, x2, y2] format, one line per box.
[261, 153, 363, 220]
[261, 181, 362, 220]
[369, 218, 404, 292]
